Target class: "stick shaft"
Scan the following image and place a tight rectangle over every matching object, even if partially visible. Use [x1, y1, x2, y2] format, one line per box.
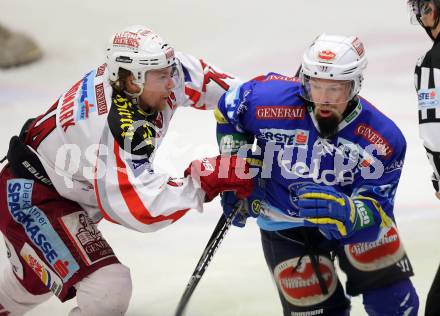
[174, 208, 238, 316]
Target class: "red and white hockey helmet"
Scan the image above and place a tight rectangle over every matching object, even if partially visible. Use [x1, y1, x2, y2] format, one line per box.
[106, 25, 177, 85]
[300, 34, 368, 103]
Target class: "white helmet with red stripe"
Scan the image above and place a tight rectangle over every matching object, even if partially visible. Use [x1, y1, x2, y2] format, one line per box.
[300, 34, 368, 101]
[106, 25, 177, 86]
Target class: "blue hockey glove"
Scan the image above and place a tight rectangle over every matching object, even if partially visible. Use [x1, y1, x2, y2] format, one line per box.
[297, 184, 375, 239]
[221, 178, 265, 227]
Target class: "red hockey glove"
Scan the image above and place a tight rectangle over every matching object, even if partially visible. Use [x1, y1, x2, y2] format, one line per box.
[184, 155, 254, 202]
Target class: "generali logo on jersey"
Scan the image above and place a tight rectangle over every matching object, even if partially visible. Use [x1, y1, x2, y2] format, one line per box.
[354, 124, 393, 159]
[256, 106, 305, 120]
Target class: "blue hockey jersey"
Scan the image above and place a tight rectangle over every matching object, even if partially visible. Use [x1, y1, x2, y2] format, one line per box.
[216, 73, 405, 242]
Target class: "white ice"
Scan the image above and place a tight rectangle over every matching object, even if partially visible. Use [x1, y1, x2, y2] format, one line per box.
[0, 0, 439, 315]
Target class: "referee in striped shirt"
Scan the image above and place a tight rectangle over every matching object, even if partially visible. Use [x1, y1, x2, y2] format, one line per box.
[409, 0, 440, 315]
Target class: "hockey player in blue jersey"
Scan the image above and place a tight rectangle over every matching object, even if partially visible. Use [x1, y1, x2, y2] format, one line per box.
[216, 34, 419, 315]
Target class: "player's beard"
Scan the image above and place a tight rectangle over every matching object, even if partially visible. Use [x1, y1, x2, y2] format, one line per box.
[315, 112, 341, 138]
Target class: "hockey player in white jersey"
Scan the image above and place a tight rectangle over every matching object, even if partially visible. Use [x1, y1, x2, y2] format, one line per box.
[0, 25, 253, 315]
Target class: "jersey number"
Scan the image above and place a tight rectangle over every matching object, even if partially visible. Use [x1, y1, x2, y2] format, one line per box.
[201, 60, 233, 92]
[27, 100, 58, 149]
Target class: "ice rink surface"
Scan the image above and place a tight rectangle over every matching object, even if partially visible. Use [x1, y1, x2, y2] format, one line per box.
[0, 0, 439, 315]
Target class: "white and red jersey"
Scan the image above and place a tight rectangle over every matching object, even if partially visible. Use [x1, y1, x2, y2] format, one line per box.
[25, 52, 241, 232]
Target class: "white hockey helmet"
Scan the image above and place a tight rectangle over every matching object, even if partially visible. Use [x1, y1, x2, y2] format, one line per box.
[300, 34, 368, 103]
[106, 25, 177, 86]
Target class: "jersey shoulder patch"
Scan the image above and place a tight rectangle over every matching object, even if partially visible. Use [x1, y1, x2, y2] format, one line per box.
[220, 82, 254, 130]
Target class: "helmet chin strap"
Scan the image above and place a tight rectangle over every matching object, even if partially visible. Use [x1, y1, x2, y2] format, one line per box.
[123, 84, 156, 115]
[432, 13, 440, 34]
[424, 20, 440, 40]
[124, 82, 144, 105]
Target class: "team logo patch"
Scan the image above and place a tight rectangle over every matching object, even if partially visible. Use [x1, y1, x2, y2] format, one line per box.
[273, 256, 337, 306]
[219, 134, 250, 153]
[95, 64, 106, 77]
[351, 37, 365, 57]
[76, 71, 97, 122]
[20, 243, 63, 296]
[59, 211, 115, 266]
[418, 88, 440, 108]
[95, 83, 108, 115]
[256, 106, 305, 120]
[318, 50, 336, 61]
[344, 226, 405, 271]
[4, 236, 23, 280]
[295, 131, 308, 145]
[251, 199, 262, 216]
[6, 179, 80, 282]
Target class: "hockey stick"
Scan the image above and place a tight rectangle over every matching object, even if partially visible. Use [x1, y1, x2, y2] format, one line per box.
[174, 202, 242, 316]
